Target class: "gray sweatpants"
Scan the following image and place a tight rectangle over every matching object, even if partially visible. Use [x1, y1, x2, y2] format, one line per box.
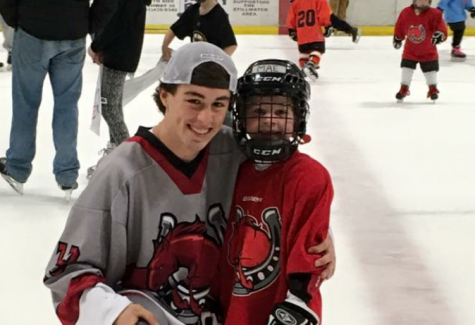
[0, 13, 13, 53]
[101, 66, 130, 145]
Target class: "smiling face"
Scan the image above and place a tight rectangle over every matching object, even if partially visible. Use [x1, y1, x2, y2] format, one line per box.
[244, 95, 295, 141]
[159, 84, 231, 160]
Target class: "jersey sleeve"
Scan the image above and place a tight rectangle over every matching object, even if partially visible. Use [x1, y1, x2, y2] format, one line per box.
[435, 10, 448, 36]
[218, 14, 237, 48]
[394, 9, 407, 40]
[317, 0, 331, 27]
[284, 167, 333, 317]
[44, 168, 130, 325]
[286, 4, 296, 30]
[171, 6, 193, 40]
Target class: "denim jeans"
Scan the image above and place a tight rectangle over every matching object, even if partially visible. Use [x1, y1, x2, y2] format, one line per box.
[6, 28, 85, 186]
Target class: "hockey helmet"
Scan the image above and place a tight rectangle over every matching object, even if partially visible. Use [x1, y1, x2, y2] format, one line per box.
[232, 59, 310, 164]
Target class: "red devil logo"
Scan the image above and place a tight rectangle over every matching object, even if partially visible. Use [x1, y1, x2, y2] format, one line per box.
[123, 204, 227, 325]
[227, 206, 282, 295]
[147, 215, 219, 315]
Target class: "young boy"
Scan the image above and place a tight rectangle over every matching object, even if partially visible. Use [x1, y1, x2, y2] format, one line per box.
[217, 59, 333, 325]
[44, 42, 241, 325]
[437, 0, 475, 61]
[393, 0, 447, 102]
[287, 0, 332, 80]
[161, 0, 237, 61]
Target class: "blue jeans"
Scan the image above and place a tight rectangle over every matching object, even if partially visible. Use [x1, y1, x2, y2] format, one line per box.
[6, 29, 85, 186]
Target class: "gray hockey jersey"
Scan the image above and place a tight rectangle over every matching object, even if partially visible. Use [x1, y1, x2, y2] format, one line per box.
[44, 126, 244, 325]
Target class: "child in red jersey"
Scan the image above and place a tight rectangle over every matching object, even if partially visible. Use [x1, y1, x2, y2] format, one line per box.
[216, 59, 333, 325]
[287, 0, 332, 80]
[393, 0, 447, 102]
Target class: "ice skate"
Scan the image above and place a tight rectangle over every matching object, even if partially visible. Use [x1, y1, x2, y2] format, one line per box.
[58, 182, 78, 202]
[87, 142, 117, 180]
[0, 157, 24, 195]
[302, 61, 319, 81]
[6, 52, 12, 71]
[427, 85, 439, 102]
[451, 46, 466, 62]
[395, 84, 410, 103]
[351, 27, 362, 44]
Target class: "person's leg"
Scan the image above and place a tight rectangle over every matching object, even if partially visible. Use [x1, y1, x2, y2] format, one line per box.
[421, 60, 440, 100]
[329, 0, 340, 16]
[101, 66, 129, 145]
[5, 29, 49, 183]
[342, 0, 350, 20]
[396, 59, 416, 100]
[48, 38, 86, 186]
[298, 43, 323, 80]
[448, 21, 466, 61]
[448, 21, 465, 48]
[308, 42, 325, 68]
[330, 13, 353, 34]
[0, 15, 14, 56]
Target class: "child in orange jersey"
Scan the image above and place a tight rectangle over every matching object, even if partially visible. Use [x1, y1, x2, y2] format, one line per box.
[287, 0, 332, 80]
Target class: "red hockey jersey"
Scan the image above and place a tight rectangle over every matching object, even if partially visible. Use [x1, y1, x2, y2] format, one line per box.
[394, 6, 447, 62]
[216, 151, 333, 325]
[287, 0, 331, 45]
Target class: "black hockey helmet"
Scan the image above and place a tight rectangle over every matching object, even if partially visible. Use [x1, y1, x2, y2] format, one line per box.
[232, 59, 311, 164]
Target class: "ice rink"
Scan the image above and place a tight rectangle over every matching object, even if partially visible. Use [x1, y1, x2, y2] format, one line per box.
[1, 34, 475, 325]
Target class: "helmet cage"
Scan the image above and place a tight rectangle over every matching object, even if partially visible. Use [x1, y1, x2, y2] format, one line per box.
[232, 60, 310, 164]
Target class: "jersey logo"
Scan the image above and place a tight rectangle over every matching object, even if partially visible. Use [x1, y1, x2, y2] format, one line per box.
[227, 206, 282, 296]
[124, 204, 227, 325]
[407, 24, 426, 43]
[45, 242, 81, 279]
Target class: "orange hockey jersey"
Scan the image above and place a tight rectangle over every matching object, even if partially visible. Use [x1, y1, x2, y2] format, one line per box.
[287, 0, 331, 45]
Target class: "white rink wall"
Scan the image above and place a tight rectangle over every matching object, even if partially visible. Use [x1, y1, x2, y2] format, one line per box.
[348, 0, 475, 26]
[144, 0, 475, 28]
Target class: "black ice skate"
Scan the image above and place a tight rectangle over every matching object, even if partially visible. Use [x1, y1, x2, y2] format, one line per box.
[351, 27, 362, 44]
[395, 84, 410, 102]
[58, 182, 78, 202]
[0, 157, 24, 195]
[451, 46, 466, 62]
[427, 85, 439, 102]
[302, 61, 319, 81]
[7, 52, 12, 70]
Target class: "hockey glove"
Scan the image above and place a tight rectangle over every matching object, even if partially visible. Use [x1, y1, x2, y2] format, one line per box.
[289, 29, 298, 42]
[323, 26, 333, 38]
[431, 31, 445, 45]
[469, 7, 475, 18]
[393, 36, 403, 49]
[267, 301, 319, 325]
